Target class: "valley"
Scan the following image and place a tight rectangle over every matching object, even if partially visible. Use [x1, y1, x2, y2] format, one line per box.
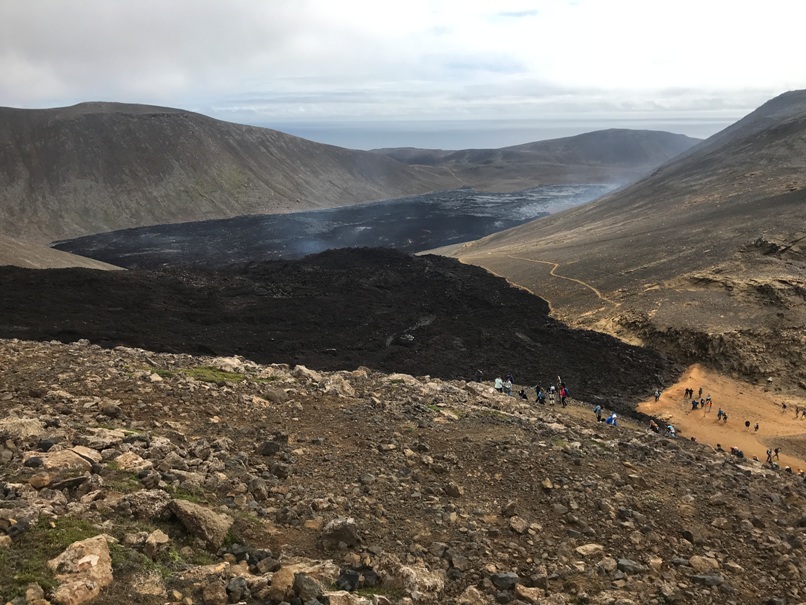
[50, 185, 612, 268]
[0, 92, 805, 605]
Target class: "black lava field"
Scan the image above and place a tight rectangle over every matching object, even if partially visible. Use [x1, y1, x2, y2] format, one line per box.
[52, 185, 612, 268]
[0, 248, 679, 414]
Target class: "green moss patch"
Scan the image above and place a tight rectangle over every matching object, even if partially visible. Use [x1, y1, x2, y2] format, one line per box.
[0, 516, 98, 599]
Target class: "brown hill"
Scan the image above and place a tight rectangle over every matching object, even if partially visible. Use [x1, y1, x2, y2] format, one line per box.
[446, 90, 806, 397]
[373, 129, 700, 192]
[0, 234, 120, 270]
[0, 103, 458, 244]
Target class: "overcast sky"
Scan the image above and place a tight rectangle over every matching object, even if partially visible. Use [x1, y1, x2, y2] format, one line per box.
[2, 0, 805, 149]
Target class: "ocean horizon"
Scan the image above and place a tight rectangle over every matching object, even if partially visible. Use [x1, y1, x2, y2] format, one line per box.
[256, 116, 741, 151]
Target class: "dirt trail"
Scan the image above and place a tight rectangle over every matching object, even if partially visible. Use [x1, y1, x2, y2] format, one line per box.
[638, 364, 806, 470]
[506, 254, 620, 307]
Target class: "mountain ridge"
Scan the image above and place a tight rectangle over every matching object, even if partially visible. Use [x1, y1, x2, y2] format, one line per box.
[372, 129, 700, 192]
[0, 102, 698, 253]
[0, 102, 458, 244]
[446, 89, 806, 396]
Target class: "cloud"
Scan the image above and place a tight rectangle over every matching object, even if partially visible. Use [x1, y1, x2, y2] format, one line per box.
[1, 0, 804, 128]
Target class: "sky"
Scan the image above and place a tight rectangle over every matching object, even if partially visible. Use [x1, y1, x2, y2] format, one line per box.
[2, 0, 806, 150]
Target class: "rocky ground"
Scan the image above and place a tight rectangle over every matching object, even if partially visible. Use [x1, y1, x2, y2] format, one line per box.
[1, 338, 805, 605]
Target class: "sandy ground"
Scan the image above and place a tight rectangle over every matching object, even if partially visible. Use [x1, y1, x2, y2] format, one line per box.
[638, 364, 806, 470]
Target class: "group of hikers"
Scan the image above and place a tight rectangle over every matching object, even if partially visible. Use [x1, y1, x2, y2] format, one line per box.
[476, 369, 626, 427]
[682, 386, 717, 414]
[782, 402, 806, 420]
[481, 370, 571, 408]
[592, 403, 619, 426]
[718, 443, 804, 476]
[476, 372, 805, 476]
[648, 418, 676, 438]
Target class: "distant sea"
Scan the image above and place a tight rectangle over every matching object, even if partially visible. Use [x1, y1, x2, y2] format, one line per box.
[260, 117, 740, 151]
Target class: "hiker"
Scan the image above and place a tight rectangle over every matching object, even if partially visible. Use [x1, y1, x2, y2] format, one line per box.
[705, 394, 711, 405]
[475, 369, 483, 383]
[666, 424, 676, 438]
[560, 384, 569, 407]
[548, 385, 556, 405]
[503, 378, 513, 397]
[691, 398, 698, 411]
[766, 449, 773, 464]
[494, 377, 503, 393]
[518, 388, 528, 400]
[722, 412, 728, 423]
[698, 387, 703, 398]
[754, 422, 759, 432]
[649, 419, 659, 433]
[593, 404, 602, 421]
[717, 408, 724, 420]
[536, 387, 546, 405]
[782, 402, 788, 413]
[605, 413, 618, 426]
[506, 372, 515, 384]
[654, 389, 661, 402]
[774, 447, 780, 459]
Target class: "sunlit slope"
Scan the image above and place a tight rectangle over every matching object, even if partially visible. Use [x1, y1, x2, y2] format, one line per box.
[0, 235, 121, 269]
[449, 90, 806, 392]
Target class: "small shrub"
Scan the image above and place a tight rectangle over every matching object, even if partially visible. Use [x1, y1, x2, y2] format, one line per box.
[184, 366, 244, 386]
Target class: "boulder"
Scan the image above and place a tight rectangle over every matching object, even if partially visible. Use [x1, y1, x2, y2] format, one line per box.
[143, 529, 171, 559]
[268, 559, 340, 602]
[26, 450, 92, 474]
[119, 489, 173, 520]
[575, 544, 605, 557]
[211, 356, 254, 373]
[324, 375, 356, 397]
[0, 417, 45, 439]
[689, 555, 720, 573]
[321, 517, 359, 549]
[292, 365, 324, 382]
[376, 553, 445, 600]
[76, 428, 126, 450]
[47, 535, 114, 605]
[170, 499, 233, 549]
[112, 452, 151, 473]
